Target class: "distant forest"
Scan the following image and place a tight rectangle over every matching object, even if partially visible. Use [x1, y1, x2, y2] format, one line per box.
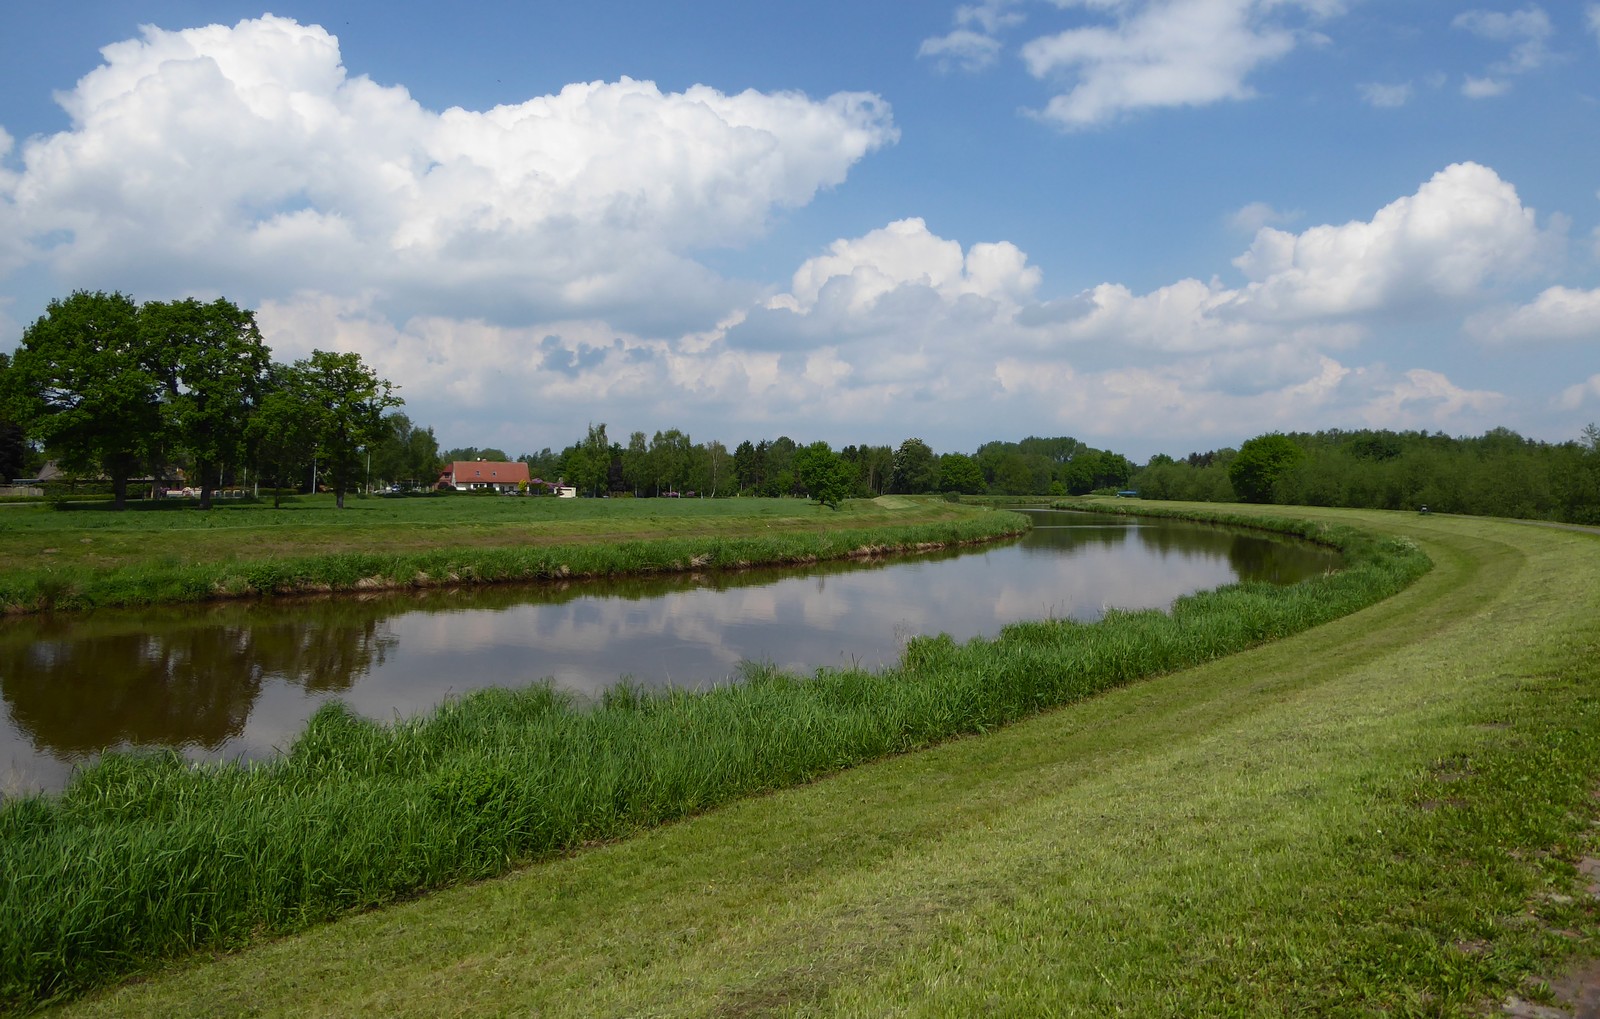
[444, 423, 1600, 525]
[1137, 426, 1600, 525]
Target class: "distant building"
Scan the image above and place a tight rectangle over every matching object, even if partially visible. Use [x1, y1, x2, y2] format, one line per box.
[530, 478, 578, 498]
[437, 460, 531, 493]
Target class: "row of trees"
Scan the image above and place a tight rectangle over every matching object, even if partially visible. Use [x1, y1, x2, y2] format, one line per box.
[0, 291, 400, 509]
[500, 428, 1137, 505]
[1135, 427, 1600, 524]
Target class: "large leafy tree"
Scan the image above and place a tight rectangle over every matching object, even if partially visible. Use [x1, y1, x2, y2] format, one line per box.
[143, 298, 272, 509]
[294, 350, 402, 509]
[246, 367, 318, 508]
[648, 428, 693, 495]
[937, 452, 986, 495]
[1229, 433, 1306, 504]
[0, 352, 30, 483]
[793, 441, 855, 509]
[5, 291, 160, 509]
[890, 437, 938, 494]
[370, 412, 441, 489]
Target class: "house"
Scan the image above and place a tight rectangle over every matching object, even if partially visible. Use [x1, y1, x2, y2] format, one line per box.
[437, 460, 531, 493]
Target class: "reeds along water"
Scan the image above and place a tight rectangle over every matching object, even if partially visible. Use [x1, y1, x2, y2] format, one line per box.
[0, 517, 1428, 1011]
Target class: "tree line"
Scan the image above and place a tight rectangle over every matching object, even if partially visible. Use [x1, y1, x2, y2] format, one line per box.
[477, 428, 1137, 507]
[0, 290, 400, 509]
[1136, 426, 1600, 525]
[15, 293, 1591, 521]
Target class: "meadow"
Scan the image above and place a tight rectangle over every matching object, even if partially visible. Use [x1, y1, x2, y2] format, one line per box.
[0, 503, 1450, 1012]
[0, 493, 1019, 613]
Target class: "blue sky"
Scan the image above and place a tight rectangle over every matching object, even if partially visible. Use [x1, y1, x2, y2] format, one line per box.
[1, 1, 1596, 460]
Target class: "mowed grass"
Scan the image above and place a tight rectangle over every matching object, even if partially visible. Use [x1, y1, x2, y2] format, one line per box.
[37, 505, 1600, 1017]
[0, 495, 1016, 612]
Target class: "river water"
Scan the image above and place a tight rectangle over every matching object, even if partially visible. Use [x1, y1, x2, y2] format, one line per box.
[0, 511, 1336, 795]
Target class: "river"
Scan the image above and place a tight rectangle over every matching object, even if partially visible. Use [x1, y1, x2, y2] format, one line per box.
[0, 510, 1336, 795]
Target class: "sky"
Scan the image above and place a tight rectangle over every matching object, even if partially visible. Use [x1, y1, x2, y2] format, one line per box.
[1, 1, 1597, 461]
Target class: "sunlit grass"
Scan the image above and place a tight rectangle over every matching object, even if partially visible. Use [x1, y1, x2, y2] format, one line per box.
[0, 509, 1427, 1012]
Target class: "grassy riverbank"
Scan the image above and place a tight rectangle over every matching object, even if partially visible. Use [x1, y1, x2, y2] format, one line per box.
[27, 505, 1600, 1017]
[0, 495, 1019, 613]
[1, 508, 1431, 1012]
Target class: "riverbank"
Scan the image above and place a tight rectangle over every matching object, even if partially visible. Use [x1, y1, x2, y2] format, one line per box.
[26, 504, 1600, 1017]
[2, 506, 1433, 1011]
[0, 495, 1024, 614]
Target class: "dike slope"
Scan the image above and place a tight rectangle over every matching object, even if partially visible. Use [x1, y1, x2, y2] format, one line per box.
[50, 506, 1600, 1016]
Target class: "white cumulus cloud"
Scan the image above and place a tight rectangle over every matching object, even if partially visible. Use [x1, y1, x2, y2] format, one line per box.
[1467, 286, 1600, 344]
[776, 217, 1041, 315]
[1, 15, 897, 329]
[1019, 162, 1551, 355]
[1019, 0, 1344, 128]
[1230, 162, 1548, 320]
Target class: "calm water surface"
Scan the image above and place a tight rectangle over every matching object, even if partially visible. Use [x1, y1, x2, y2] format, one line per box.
[0, 511, 1336, 794]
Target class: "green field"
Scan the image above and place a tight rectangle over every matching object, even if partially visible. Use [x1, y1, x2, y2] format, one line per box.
[6, 503, 1593, 1014]
[0, 494, 1021, 612]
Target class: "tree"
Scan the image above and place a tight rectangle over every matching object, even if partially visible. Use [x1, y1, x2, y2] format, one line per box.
[441, 446, 509, 463]
[143, 297, 272, 509]
[295, 350, 401, 509]
[0, 352, 29, 482]
[370, 412, 440, 489]
[793, 441, 855, 509]
[733, 440, 759, 493]
[992, 452, 1038, 495]
[5, 291, 159, 509]
[937, 452, 986, 494]
[622, 431, 649, 495]
[648, 428, 693, 495]
[1229, 433, 1305, 504]
[852, 444, 894, 496]
[561, 423, 611, 496]
[889, 437, 937, 494]
[246, 366, 318, 508]
[764, 436, 797, 496]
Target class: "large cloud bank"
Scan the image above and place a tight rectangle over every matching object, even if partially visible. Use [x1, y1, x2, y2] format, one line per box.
[0, 15, 896, 327]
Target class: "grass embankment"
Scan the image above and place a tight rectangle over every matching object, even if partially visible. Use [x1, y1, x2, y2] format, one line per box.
[1, 508, 1428, 1012]
[0, 495, 1017, 613]
[30, 505, 1600, 1016]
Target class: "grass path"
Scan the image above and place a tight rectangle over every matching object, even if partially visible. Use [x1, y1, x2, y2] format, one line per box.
[53, 506, 1600, 1016]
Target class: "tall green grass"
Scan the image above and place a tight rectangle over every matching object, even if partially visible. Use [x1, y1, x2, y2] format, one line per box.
[0, 513, 1428, 1011]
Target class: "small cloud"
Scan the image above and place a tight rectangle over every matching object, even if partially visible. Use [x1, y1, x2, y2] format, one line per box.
[1560, 373, 1600, 410]
[955, 0, 1025, 35]
[919, 0, 1025, 72]
[1229, 201, 1302, 233]
[1462, 75, 1511, 99]
[1590, 5, 1600, 45]
[1452, 5, 1554, 96]
[1358, 81, 1413, 108]
[918, 29, 1004, 72]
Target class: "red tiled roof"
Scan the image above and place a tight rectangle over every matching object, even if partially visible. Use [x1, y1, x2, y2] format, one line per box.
[442, 461, 531, 484]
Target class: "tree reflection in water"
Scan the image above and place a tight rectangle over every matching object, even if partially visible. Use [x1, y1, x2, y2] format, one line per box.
[0, 603, 397, 754]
